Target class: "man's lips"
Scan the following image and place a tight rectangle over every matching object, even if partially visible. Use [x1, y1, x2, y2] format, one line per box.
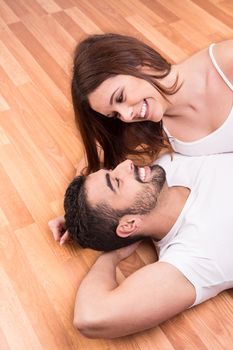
[135, 165, 151, 182]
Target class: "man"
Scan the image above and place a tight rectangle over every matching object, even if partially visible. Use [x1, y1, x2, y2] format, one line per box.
[49, 153, 233, 339]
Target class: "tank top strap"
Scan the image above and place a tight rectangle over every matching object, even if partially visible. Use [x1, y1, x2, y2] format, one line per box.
[209, 43, 233, 91]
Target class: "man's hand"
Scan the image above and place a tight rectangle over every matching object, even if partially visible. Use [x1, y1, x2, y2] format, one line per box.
[106, 241, 142, 265]
[48, 216, 70, 245]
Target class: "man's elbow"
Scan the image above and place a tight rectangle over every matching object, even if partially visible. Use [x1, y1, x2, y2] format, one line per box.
[73, 317, 96, 338]
[73, 310, 105, 339]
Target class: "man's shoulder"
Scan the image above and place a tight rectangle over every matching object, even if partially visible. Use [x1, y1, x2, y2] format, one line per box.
[155, 153, 207, 188]
[155, 152, 191, 163]
[154, 153, 191, 170]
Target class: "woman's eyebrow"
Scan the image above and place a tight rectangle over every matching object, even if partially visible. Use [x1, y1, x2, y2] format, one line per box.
[105, 173, 116, 192]
[110, 87, 120, 105]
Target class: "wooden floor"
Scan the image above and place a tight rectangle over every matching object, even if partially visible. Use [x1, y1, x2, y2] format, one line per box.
[0, 0, 233, 349]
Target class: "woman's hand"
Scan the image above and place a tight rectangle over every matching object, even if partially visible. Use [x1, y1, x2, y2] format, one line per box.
[48, 216, 70, 245]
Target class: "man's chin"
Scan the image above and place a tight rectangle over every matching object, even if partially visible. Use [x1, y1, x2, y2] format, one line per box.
[150, 165, 166, 189]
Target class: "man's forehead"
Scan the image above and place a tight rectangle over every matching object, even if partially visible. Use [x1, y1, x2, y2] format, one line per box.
[85, 170, 110, 206]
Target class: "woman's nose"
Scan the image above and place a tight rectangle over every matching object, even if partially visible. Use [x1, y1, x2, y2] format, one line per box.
[117, 105, 134, 122]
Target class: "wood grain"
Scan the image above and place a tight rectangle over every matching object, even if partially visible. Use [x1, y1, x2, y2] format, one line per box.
[0, 0, 232, 349]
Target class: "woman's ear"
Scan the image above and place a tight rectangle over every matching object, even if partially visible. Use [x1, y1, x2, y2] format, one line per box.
[116, 216, 143, 238]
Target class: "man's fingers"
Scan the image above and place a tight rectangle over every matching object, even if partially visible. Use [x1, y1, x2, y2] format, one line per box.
[54, 230, 62, 242]
[48, 222, 59, 241]
[48, 217, 69, 246]
[60, 230, 70, 245]
[48, 218, 65, 242]
[115, 241, 142, 261]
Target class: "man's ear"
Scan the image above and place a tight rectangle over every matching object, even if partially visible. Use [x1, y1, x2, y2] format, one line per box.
[116, 216, 143, 238]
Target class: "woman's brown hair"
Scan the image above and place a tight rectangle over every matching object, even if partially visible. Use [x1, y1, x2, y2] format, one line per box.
[72, 33, 178, 174]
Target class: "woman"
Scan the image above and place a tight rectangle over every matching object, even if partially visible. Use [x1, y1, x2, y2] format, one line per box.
[49, 33, 233, 243]
[72, 33, 233, 173]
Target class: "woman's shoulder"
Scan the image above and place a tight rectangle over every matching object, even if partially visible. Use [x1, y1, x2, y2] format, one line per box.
[214, 39, 233, 52]
[212, 40, 233, 82]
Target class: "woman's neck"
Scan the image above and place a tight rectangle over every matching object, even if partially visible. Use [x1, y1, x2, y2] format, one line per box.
[164, 61, 208, 118]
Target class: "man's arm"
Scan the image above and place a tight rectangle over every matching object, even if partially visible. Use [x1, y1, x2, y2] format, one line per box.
[74, 244, 196, 339]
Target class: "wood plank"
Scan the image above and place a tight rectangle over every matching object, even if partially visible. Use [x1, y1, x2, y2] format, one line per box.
[0, 266, 43, 350]
[126, 14, 188, 62]
[2, 0, 30, 18]
[21, 12, 71, 73]
[35, 0, 62, 14]
[0, 227, 78, 349]
[0, 40, 30, 86]
[9, 21, 69, 93]
[65, 6, 103, 34]
[0, 26, 70, 118]
[0, 94, 10, 112]
[192, 0, 233, 28]
[0, 163, 33, 230]
[0, 1, 233, 349]
[156, 0, 233, 36]
[0, 0, 19, 24]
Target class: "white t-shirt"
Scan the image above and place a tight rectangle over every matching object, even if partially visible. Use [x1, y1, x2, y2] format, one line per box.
[155, 153, 233, 306]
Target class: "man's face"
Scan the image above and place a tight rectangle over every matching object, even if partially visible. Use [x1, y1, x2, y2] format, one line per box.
[85, 160, 166, 214]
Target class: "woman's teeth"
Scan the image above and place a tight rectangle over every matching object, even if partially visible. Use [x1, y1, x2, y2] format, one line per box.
[140, 100, 147, 119]
[138, 167, 146, 181]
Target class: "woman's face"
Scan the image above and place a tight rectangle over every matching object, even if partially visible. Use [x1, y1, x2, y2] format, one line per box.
[88, 74, 168, 123]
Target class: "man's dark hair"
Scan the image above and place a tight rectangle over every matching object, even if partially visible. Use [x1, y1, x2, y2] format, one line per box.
[64, 175, 143, 251]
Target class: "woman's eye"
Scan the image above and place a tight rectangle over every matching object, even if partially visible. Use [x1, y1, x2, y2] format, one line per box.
[116, 93, 123, 103]
[116, 178, 120, 187]
[107, 112, 119, 119]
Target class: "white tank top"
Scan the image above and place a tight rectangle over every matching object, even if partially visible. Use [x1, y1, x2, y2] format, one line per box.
[164, 43, 233, 156]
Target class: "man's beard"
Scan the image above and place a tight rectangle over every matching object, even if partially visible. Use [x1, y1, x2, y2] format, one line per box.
[118, 165, 166, 217]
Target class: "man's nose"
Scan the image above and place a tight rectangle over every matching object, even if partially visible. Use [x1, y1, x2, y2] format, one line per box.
[117, 105, 134, 122]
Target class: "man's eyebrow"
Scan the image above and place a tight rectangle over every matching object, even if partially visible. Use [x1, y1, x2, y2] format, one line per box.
[110, 87, 120, 105]
[105, 173, 116, 192]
